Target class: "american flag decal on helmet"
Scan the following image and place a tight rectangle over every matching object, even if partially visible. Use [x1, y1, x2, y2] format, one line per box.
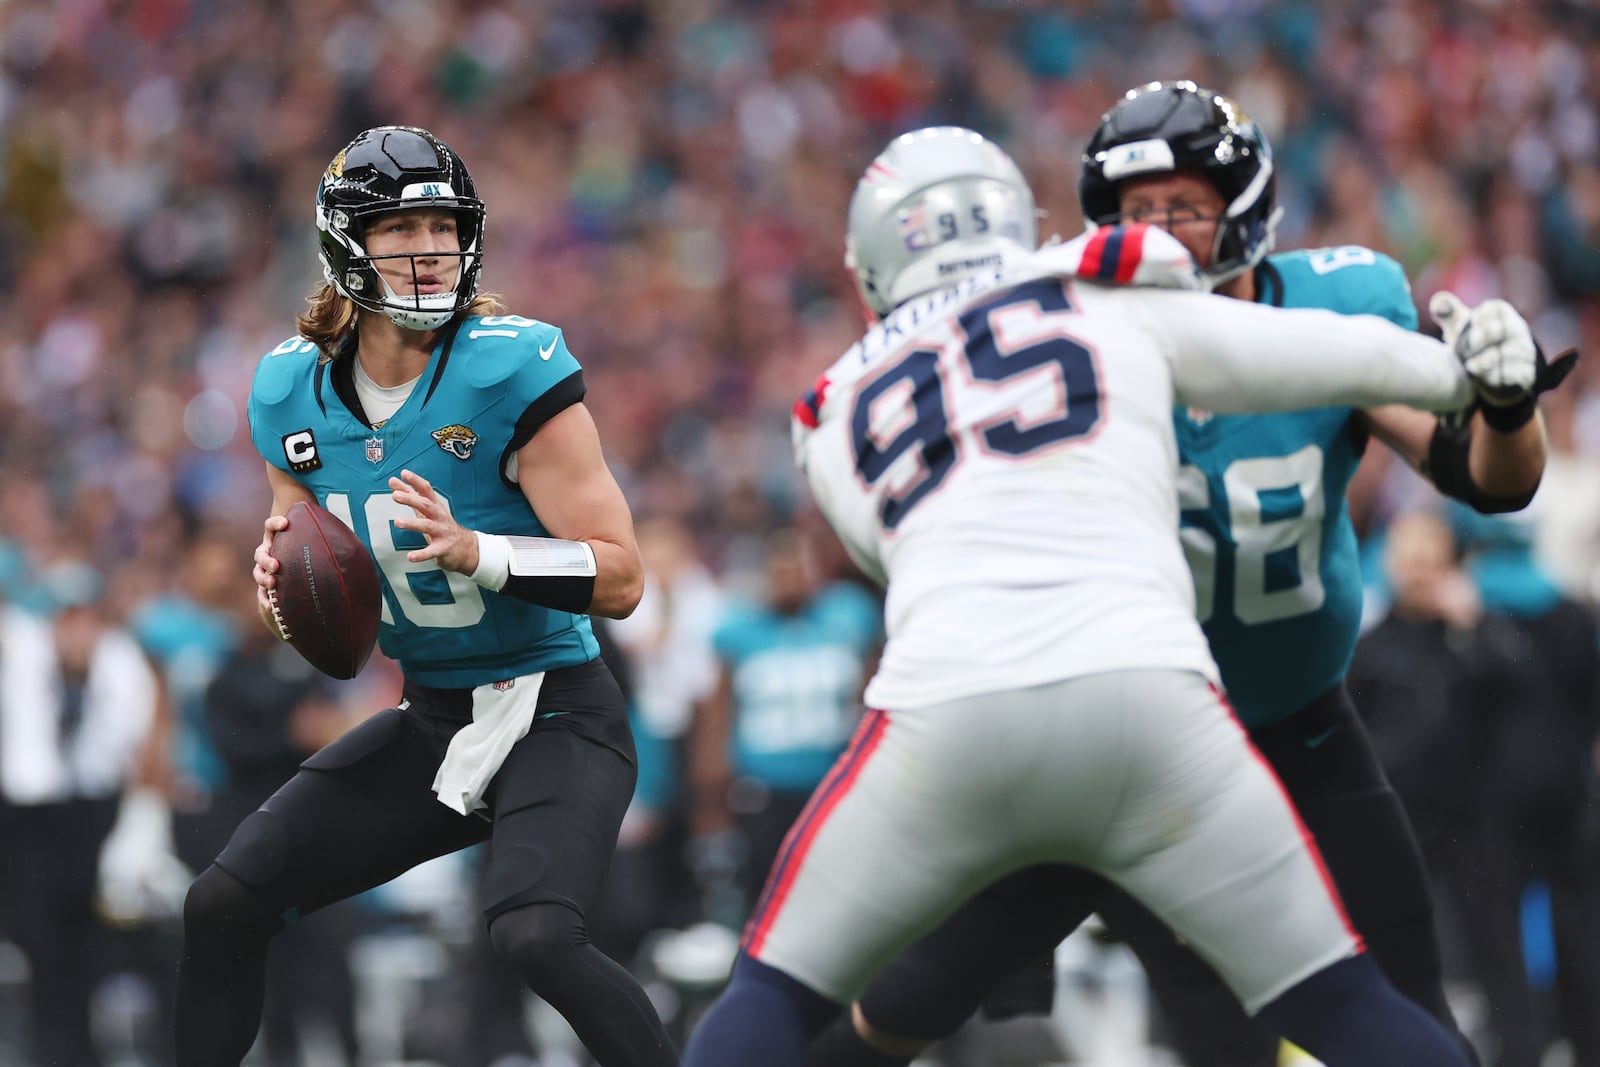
[897, 204, 932, 250]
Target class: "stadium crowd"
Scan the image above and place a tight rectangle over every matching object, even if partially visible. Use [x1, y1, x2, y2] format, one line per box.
[0, 0, 1598, 1065]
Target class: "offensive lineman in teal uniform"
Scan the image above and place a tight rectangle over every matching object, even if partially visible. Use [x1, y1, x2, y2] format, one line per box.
[807, 83, 1575, 1067]
[175, 127, 677, 1067]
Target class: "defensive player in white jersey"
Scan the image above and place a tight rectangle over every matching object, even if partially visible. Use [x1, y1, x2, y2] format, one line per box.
[809, 82, 1572, 1067]
[678, 127, 1538, 1067]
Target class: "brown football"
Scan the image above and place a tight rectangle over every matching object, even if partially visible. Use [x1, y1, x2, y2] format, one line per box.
[268, 500, 382, 679]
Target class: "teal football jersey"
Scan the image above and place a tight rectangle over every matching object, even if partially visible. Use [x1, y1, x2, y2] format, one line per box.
[1177, 247, 1418, 727]
[712, 582, 882, 792]
[248, 315, 599, 688]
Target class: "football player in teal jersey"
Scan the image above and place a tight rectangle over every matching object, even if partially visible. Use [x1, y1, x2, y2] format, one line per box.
[808, 83, 1575, 1067]
[175, 126, 677, 1067]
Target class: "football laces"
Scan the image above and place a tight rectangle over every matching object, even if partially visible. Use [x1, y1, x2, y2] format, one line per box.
[266, 587, 293, 641]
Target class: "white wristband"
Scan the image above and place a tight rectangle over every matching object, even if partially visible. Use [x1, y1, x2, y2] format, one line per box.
[470, 531, 513, 592]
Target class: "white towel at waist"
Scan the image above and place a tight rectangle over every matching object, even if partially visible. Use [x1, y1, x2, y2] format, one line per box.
[432, 672, 547, 815]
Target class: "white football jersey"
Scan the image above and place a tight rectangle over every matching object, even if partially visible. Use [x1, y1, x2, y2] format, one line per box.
[795, 227, 1474, 710]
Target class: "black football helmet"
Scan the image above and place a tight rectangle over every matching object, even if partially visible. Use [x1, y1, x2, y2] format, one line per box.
[1079, 81, 1281, 286]
[315, 126, 486, 330]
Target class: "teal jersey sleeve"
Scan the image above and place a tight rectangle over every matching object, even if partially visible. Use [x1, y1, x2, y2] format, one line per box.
[248, 336, 324, 475]
[1177, 247, 1418, 727]
[454, 316, 585, 479]
[244, 317, 597, 688]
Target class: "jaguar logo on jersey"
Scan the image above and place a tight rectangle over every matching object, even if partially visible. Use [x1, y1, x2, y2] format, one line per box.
[431, 424, 478, 460]
[282, 429, 322, 473]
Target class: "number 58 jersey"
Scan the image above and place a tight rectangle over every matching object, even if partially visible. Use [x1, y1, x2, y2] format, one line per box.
[1178, 247, 1418, 728]
[793, 235, 1472, 712]
[248, 316, 600, 688]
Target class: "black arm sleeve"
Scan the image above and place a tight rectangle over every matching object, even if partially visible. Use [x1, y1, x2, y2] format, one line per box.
[500, 572, 596, 615]
[1422, 415, 1538, 514]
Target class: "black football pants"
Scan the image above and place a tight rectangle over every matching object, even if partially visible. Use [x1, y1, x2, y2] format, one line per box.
[177, 659, 676, 1067]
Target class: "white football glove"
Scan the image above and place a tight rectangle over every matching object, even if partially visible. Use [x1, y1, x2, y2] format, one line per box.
[97, 787, 194, 925]
[1430, 291, 1536, 406]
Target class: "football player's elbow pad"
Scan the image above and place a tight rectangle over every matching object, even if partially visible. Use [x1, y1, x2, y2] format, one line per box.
[471, 532, 597, 614]
[1424, 416, 1537, 514]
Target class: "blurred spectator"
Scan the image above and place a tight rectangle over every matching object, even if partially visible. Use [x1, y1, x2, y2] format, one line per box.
[1, 0, 1592, 612]
[1350, 509, 1600, 1067]
[588, 611, 699, 969]
[0, 561, 159, 1067]
[611, 514, 726, 754]
[606, 514, 727, 944]
[686, 526, 880, 926]
[129, 521, 249, 873]
[1532, 373, 1600, 604]
[1348, 510, 1524, 1060]
[1453, 505, 1600, 1067]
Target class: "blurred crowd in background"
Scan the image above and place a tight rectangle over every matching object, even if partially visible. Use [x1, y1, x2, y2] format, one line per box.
[1, 0, 1599, 1065]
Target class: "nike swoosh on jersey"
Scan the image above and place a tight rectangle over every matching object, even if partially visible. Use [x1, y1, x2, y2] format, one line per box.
[1304, 725, 1339, 749]
[538, 339, 557, 361]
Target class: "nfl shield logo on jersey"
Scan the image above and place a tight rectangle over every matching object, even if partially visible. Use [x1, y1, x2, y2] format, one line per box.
[492, 679, 515, 691]
[1186, 406, 1214, 427]
[365, 435, 384, 463]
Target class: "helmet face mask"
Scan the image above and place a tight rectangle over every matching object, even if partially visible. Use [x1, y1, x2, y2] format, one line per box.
[846, 127, 1037, 321]
[316, 126, 486, 331]
[1080, 81, 1282, 287]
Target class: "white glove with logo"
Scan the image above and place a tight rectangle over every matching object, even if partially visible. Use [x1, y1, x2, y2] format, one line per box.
[1430, 291, 1536, 406]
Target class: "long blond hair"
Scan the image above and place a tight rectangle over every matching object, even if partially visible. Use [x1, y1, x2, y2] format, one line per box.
[296, 284, 508, 362]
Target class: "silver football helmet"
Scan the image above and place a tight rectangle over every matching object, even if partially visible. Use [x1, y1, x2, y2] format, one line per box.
[846, 127, 1037, 320]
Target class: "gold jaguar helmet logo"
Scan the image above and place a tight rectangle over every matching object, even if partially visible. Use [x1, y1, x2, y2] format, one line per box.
[431, 424, 478, 460]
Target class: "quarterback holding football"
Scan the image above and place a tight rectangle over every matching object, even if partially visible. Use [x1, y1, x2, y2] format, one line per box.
[174, 126, 676, 1067]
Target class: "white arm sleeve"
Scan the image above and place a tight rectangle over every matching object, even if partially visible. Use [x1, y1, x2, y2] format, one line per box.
[1141, 291, 1476, 415]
